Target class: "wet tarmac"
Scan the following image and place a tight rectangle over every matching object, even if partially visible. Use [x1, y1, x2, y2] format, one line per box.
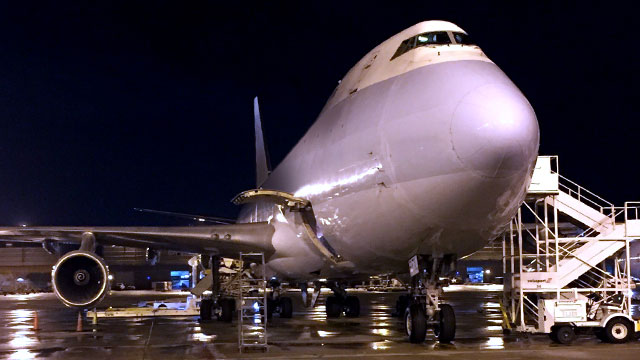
[1, 285, 639, 359]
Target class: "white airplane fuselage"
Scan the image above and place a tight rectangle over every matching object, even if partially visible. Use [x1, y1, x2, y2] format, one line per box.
[238, 21, 539, 280]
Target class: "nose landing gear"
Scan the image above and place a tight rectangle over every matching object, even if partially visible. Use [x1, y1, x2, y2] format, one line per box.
[433, 303, 456, 343]
[401, 254, 457, 344]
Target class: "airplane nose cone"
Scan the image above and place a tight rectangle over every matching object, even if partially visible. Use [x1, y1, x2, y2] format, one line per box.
[451, 83, 539, 178]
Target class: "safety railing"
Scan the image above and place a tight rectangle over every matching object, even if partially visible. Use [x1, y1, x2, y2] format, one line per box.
[625, 202, 640, 222]
[556, 172, 614, 216]
[575, 206, 623, 238]
[552, 174, 616, 255]
[625, 202, 640, 237]
[574, 203, 640, 239]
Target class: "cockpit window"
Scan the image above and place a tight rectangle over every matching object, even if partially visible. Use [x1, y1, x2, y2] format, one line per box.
[416, 32, 451, 45]
[452, 32, 474, 45]
[391, 31, 452, 60]
[391, 38, 416, 60]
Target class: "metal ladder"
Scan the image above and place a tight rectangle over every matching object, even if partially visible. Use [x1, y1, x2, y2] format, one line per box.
[238, 252, 268, 352]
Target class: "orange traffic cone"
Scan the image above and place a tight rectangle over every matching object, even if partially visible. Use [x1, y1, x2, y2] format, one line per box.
[33, 311, 40, 331]
[76, 311, 83, 332]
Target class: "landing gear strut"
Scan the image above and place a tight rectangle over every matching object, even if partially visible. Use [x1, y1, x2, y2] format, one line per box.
[400, 254, 456, 343]
[325, 282, 360, 318]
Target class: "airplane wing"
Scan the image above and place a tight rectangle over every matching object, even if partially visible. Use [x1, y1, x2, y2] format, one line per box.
[0, 222, 275, 257]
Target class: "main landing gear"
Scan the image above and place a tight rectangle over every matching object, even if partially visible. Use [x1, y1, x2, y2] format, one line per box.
[199, 258, 296, 322]
[199, 256, 236, 322]
[267, 278, 294, 319]
[325, 282, 361, 318]
[267, 297, 293, 318]
[200, 297, 236, 322]
[398, 254, 457, 344]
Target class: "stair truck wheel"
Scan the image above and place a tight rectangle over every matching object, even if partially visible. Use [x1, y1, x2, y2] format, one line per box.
[326, 296, 342, 318]
[552, 325, 576, 344]
[405, 303, 427, 343]
[280, 297, 293, 318]
[345, 296, 360, 317]
[604, 317, 633, 343]
[434, 304, 456, 343]
[200, 298, 213, 321]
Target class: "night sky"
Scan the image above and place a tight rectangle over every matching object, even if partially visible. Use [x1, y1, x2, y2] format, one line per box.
[0, 2, 637, 226]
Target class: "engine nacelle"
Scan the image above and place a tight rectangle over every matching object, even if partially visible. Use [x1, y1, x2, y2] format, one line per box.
[51, 250, 109, 308]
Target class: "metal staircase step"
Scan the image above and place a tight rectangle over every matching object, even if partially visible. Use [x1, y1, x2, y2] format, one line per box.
[238, 251, 268, 352]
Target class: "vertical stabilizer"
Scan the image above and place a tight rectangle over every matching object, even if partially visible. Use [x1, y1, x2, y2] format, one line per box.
[254, 97, 271, 187]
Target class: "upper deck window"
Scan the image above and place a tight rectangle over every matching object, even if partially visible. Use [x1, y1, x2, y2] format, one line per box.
[391, 31, 452, 60]
[452, 32, 474, 45]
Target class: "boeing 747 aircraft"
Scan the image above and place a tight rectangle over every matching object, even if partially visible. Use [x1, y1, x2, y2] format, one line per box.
[0, 20, 539, 343]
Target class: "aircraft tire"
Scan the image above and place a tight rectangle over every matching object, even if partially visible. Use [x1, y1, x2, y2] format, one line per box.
[345, 296, 360, 317]
[435, 304, 456, 343]
[405, 303, 426, 343]
[326, 296, 342, 318]
[280, 297, 293, 318]
[219, 298, 234, 322]
[604, 317, 633, 343]
[200, 298, 213, 321]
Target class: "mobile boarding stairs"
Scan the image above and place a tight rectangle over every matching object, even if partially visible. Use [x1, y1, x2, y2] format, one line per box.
[502, 155, 640, 344]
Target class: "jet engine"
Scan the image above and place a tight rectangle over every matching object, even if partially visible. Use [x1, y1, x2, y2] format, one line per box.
[51, 250, 109, 308]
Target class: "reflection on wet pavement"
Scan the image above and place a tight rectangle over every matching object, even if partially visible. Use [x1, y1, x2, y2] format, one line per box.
[1, 287, 639, 359]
